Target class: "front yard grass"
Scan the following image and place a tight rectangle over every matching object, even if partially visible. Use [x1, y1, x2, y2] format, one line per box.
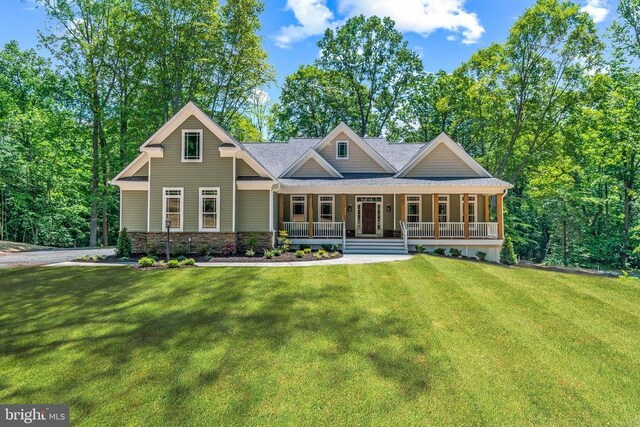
[1, 256, 639, 425]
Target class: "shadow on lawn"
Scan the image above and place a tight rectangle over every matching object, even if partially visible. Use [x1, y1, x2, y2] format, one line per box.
[0, 265, 434, 420]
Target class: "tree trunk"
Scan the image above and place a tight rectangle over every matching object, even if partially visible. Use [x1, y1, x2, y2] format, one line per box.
[89, 77, 100, 247]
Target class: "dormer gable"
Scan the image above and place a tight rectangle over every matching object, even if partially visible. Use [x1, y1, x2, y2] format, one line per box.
[281, 150, 343, 178]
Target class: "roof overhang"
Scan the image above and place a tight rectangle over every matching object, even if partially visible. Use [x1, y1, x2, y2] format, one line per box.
[111, 180, 149, 191]
[140, 146, 163, 157]
[110, 153, 149, 183]
[237, 179, 277, 190]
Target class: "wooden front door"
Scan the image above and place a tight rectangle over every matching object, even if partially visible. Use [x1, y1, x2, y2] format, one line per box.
[361, 202, 377, 235]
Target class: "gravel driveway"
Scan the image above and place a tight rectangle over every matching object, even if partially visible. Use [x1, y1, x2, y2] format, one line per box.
[0, 247, 115, 267]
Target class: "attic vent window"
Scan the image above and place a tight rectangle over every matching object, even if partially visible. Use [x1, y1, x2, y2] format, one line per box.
[336, 140, 349, 159]
[182, 129, 203, 162]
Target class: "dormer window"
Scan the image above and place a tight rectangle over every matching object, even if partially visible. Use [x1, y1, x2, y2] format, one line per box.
[182, 129, 202, 162]
[336, 140, 349, 159]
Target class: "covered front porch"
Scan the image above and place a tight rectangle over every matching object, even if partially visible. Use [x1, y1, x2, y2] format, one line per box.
[276, 193, 505, 241]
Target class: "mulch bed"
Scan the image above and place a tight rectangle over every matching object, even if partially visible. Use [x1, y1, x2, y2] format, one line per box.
[76, 251, 343, 265]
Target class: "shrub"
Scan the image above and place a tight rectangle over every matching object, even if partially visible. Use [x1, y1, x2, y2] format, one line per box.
[449, 248, 462, 257]
[303, 247, 312, 254]
[247, 233, 259, 251]
[277, 230, 290, 251]
[264, 250, 274, 259]
[317, 249, 327, 256]
[330, 251, 340, 257]
[119, 256, 129, 261]
[295, 250, 305, 258]
[181, 258, 196, 266]
[172, 244, 187, 257]
[476, 251, 487, 261]
[321, 244, 333, 252]
[273, 247, 284, 256]
[115, 228, 132, 258]
[219, 242, 237, 257]
[245, 248, 256, 257]
[433, 248, 446, 255]
[176, 255, 186, 262]
[416, 243, 424, 253]
[145, 241, 158, 256]
[204, 255, 214, 262]
[500, 236, 517, 265]
[314, 252, 323, 259]
[138, 257, 155, 268]
[167, 259, 181, 268]
[196, 243, 211, 257]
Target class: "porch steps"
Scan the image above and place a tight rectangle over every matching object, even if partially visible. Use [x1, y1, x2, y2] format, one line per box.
[343, 238, 408, 255]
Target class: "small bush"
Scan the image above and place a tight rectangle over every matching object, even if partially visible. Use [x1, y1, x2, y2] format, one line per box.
[449, 248, 462, 257]
[264, 250, 274, 259]
[277, 230, 290, 251]
[119, 256, 129, 261]
[172, 244, 187, 257]
[476, 251, 487, 261]
[433, 248, 446, 255]
[273, 247, 284, 256]
[204, 255, 214, 262]
[313, 252, 323, 259]
[245, 248, 256, 257]
[330, 251, 340, 257]
[321, 244, 333, 252]
[115, 228, 132, 258]
[295, 250, 305, 258]
[317, 249, 327, 256]
[181, 258, 196, 266]
[416, 243, 424, 253]
[196, 244, 211, 256]
[303, 247, 312, 254]
[500, 236, 517, 265]
[138, 257, 155, 268]
[219, 242, 237, 257]
[167, 259, 181, 268]
[176, 255, 186, 262]
[145, 241, 158, 256]
[247, 233, 259, 251]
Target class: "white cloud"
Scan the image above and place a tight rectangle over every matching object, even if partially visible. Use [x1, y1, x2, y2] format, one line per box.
[581, 0, 609, 23]
[274, 0, 485, 48]
[275, 0, 335, 48]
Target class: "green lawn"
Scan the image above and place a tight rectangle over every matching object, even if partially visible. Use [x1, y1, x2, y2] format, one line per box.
[1, 256, 640, 426]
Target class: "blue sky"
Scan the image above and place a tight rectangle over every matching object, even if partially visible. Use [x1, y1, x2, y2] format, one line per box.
[0, 0, 615, 102]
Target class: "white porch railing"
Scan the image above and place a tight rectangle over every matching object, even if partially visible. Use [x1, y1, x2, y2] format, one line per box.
[314, 221, 343, 238]
[283, 221, 308, 238]
[404, 222, 499, 239]
[470, 222, 498, 239]
[407, 222, 435, 238]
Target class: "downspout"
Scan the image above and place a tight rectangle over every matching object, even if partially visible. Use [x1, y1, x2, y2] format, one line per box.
[232, 155, 236, 232]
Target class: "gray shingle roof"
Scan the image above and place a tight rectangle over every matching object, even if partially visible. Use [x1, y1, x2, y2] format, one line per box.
[363, 138, 426, 170]
[240, 139, 318, 177]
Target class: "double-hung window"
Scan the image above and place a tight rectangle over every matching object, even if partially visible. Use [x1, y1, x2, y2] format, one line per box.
[291, 196, 307, 222]
[336, 140, 349, 159]
[199, 188, 220, 232]
[438, 195, 449, 223]
[182, 129, 203, 162]
[406, 195, 421, 223]
[319, 195, 334, 222]
[163, 188, 183, 231]
[460, 195, 477, 223]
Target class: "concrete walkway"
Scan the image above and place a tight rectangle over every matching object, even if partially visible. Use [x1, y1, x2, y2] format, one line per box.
[42, 254, 412, 268]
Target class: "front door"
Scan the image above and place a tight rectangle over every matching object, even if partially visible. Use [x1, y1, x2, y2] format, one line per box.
[361, 203, 377, 235]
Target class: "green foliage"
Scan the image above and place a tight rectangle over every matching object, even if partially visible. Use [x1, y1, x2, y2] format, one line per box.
[277, 230, 290, 251]
[115, 228, 132, 258]
[433, 248, 446, 255]
[264, 250, 274, 259]
[303, 248, 312, 254]
[138, 257, 155, 268]
[171, 245, 187, 258]
[476, 251, 487, 261]
[500, 236, 518, 265]
[181, 258, 196, 266]
[245, 248, 255, 257]
[294, 250, 305, 258]
[449, 248, 462, 257]
[167, 259, 180, 269]
[416, 244, 424, 253]
[196, 244, 212, 257]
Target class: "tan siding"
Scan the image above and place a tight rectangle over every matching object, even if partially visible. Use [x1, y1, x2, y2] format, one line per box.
[272, 192, 278, 231]
[423, 195, 433, 222]
[149, 115, 233, 232]
[289, 158, 333, 178]
[237, 190, 270, 232]
[450, 195, 461, 222]
[406, 143, 480, 178]
[132, 163, 148, 177]
[318, 132, 386, 173]
[346, 195, 356, 230]
[478, 195, 486, 222]
[237, 159, 260, 177]
[383, 194, 394, 230]
[122, 190, 148, 232]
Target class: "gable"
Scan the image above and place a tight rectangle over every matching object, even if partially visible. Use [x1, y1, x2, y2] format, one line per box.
[405, 143, 481, 178]
[318, 132, 387, 173]
[289, 158, 335, 178]
[133, 163, 148, 177]
[237, 159, 260, 177]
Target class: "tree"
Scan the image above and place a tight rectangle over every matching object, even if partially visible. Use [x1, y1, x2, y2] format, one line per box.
[500, 236, 518, 265]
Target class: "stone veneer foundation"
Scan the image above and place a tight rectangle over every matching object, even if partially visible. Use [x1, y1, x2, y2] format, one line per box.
[129, 232, 273, 255]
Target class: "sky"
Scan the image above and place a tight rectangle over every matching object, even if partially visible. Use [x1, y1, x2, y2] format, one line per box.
[0, 0, 616, 103]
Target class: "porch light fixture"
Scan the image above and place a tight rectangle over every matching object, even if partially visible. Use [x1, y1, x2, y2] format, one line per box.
[386, 204, 391, 212]
[347, 204, 353, 212]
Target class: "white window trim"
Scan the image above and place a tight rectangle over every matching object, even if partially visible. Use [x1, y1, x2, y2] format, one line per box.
[405, 195, 422, 223]
[290, 195, 307, 222]
[438, 195, 449, 223]
[459, 195, 478, 223]
[336, 140, 349, 160]
[355, 195, 383, 237]
[199, 187, 220, 232]
[162, 187, 184, 231]
[181, 129, 203, 163]
[318, 195, 335, 222]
